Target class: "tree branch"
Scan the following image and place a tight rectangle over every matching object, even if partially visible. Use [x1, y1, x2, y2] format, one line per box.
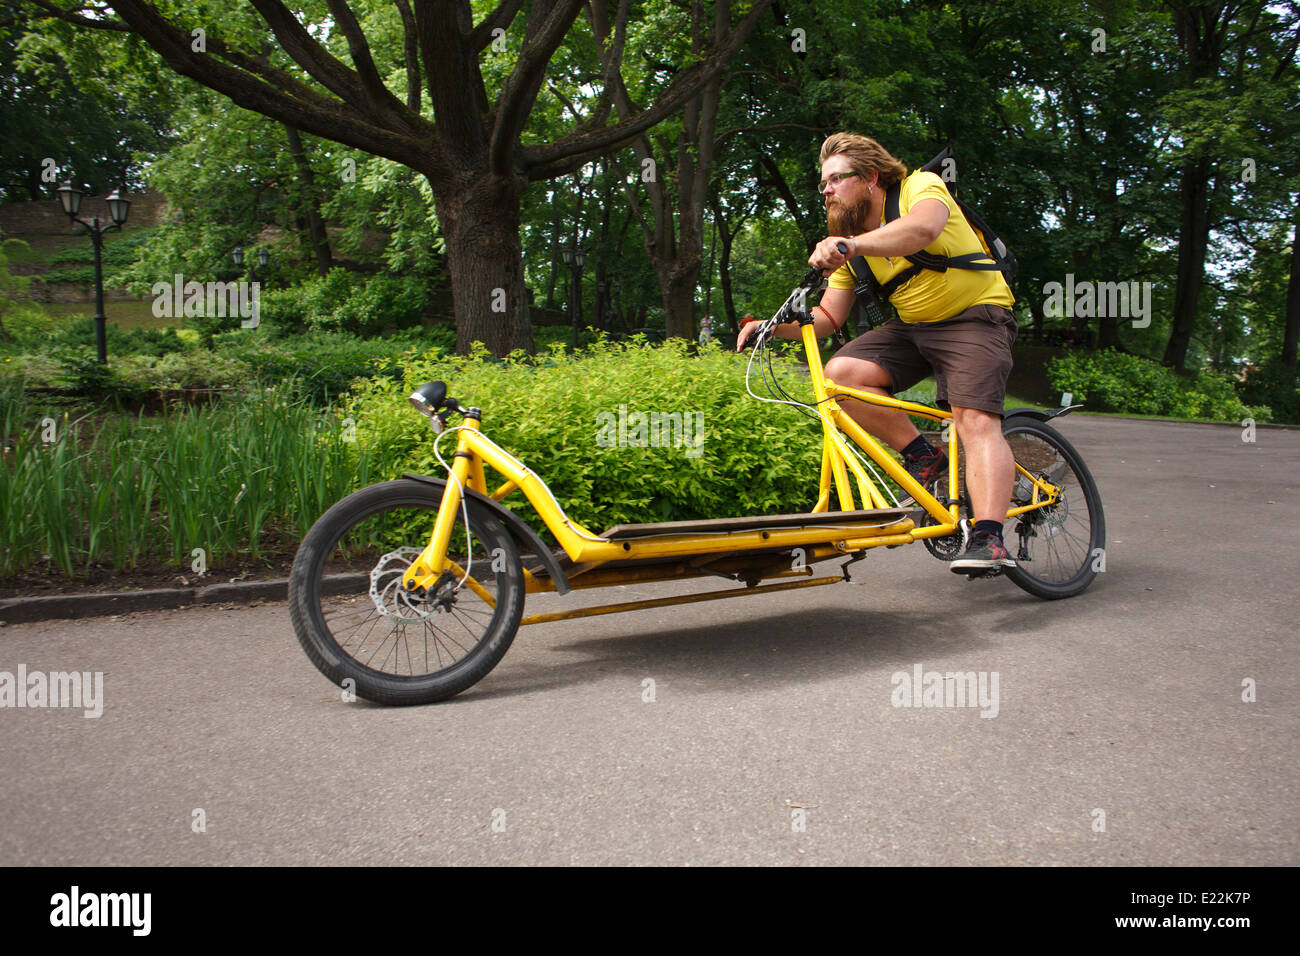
[392, 0, 421, 111]
[325, 0, 414, 130]
[469, 0, 525, 52]
[244, 0, 368, 107]
[522, 0, 772, 180]
[489, 0, 586, 175]
[98, 1, 430, 170]
[27, 0, 129, 31]
[414, 0, 487, 151]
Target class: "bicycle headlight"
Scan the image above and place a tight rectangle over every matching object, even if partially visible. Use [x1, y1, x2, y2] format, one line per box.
[408, 380, 447, 417]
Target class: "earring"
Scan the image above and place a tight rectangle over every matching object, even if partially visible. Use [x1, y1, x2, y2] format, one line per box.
[868, 184, 874, 197]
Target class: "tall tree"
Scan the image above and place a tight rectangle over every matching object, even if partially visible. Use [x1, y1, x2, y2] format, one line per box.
[1159, 0, 1287, 372]
[20, 0, 769, 355]
[594, 0, 734, 339]
[0, 21, 169, 201]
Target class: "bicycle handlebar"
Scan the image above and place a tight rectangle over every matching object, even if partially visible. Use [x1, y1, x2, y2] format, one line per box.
[744, 242, 851, 350]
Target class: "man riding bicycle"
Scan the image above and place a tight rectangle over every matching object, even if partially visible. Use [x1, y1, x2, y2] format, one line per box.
[737, 132, 1019, 576]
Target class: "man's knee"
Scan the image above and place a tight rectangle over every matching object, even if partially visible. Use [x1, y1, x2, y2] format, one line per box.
[952, 406, 1003, 439]
[825, 356, 892, 390]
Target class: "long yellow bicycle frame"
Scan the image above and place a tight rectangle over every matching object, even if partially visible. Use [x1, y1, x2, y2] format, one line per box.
[401, 319, 1061, 595]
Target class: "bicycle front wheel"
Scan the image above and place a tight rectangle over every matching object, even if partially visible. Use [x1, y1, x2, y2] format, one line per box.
[288, 478, 525, 705]
[1001, 418, 1105, 600]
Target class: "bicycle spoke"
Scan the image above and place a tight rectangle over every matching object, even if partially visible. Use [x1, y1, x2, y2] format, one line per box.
[1002, 421, 1105, 598]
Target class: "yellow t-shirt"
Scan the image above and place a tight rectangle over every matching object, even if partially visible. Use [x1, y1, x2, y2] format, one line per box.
[828, 170, 1014, 323]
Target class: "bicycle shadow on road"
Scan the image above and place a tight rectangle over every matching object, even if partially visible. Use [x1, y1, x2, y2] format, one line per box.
[462, 606, 1000, 703]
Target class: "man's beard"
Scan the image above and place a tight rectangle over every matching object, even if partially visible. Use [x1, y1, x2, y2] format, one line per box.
[826, 193, 872, 239]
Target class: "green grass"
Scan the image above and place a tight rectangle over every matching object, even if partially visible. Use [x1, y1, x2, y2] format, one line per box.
[0, 380, 400, 578]
[1066, 407, 1274, 426]
[42, 300, 173, 330]
[1, 235, 85, 265]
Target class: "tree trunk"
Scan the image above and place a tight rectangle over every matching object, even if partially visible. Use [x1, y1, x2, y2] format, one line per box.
[617, 0, 727, 341]
[1284, 192, 1300, 373]
[710, 195, 738, 331]
[545, 202, 559, 310]
[433, 171, 535, 356]
[1028, 300, 1043, 344]
[650, 240, 704, 339]
[282, 123, 333, 277]
[1097, 313, 1121, 349]
[755, 149, 815, 251]
[658, 269, 698, 341]
[1163, 155, 1212, 372]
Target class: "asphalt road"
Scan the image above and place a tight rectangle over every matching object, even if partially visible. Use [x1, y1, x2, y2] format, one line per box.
[2, 416, 1296, 866]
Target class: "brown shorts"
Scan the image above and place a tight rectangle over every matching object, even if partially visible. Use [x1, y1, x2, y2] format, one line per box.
[833, 304, 1018, 415]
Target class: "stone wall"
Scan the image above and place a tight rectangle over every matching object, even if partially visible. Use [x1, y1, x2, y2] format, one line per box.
[0, 188, 169, 237]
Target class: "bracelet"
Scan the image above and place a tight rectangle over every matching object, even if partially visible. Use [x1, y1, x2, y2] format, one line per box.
[813, 305, 843, 331]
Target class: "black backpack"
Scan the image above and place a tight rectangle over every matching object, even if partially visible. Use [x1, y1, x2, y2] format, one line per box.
[846, 146, 1018, 330]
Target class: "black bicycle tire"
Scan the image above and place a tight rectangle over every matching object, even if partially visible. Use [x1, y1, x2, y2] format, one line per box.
[288, 478, 525, 704]
[1001, 418, 1106, 600]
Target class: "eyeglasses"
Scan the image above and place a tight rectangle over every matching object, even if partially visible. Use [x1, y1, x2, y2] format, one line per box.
[818, 171, 859, 191]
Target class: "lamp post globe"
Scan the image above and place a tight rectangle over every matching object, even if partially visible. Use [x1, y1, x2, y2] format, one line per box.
[105, 189, 131, 226]
[57, 181, 83, 217]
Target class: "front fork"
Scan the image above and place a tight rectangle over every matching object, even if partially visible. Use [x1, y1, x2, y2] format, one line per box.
[401, 429, 476, 594]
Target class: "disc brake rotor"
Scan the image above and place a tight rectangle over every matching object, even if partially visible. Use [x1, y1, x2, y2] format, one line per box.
[369, 547, 440, 620]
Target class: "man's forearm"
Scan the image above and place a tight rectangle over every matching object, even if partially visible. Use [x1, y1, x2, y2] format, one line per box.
[774, 306, 839, 340]
[848, 214, 942, 258]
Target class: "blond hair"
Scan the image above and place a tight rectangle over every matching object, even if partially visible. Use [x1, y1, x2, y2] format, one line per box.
[818, 133, 908, 189]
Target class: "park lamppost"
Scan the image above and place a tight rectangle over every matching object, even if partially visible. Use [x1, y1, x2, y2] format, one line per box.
[561, 245, 585, 349]
[232, 245, 269, 284]
[56, 181, 130, 364]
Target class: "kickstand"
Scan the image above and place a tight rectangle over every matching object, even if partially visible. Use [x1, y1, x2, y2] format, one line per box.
[840, 551, 867, 583]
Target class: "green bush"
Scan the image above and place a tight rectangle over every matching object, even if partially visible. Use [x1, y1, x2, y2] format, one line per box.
[0, 300, 58, 349]
[49, 229, 153, 270]
[35, 266, 96, 285]
[1238, 358, 1299, 424]
[342, 338, 835, 540]
[114, 351, 253, 390]
[55, 354, 146, 403]
[1048, 350, 1265, 422]
[41, 230, 154, 286]
[259, 268, 432, 336]
[51, 316, 189, 357]
[5, 329, 426, 401]
[218, 330, 417, 403]
[0, 350, 62, 385]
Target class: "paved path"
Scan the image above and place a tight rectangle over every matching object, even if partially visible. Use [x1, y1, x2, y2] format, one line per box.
[1, 416, 1296, 865]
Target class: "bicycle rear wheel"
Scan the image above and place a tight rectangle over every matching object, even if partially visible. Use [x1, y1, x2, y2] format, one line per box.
[1000, 418, 1105, 599]
[288, 478, 525, 704]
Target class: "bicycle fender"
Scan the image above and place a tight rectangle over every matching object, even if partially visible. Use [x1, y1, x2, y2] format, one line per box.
[1003, 404, 1084, 424]
[400, 473, 571, 595]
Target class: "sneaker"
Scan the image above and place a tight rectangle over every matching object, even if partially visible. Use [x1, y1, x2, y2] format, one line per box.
[900, 448, 948, 504]
[949, 531, 1017, 576]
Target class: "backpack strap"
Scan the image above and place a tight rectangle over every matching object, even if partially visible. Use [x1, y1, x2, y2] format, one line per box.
[845, 256, 894, 331]
[874, 178, 1009, 299]
[845, 157, 1017, 317]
